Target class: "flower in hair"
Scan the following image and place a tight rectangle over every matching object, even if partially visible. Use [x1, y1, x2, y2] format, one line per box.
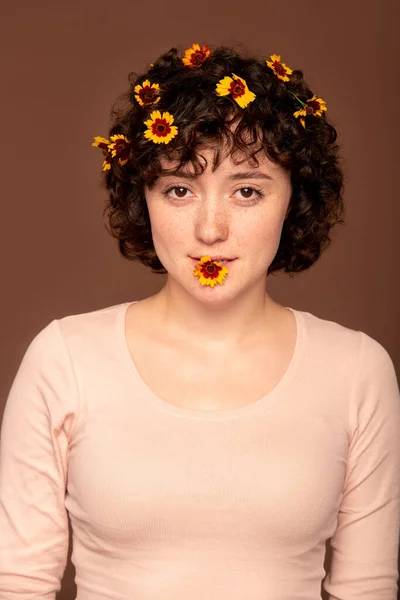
[182, 43, 211, 68]
[193, 256, 229, 287]
[293, 95, 327, 128]
[134, 79, 160, 106]
[266, 54, 293, 81]
[108, 134, 131, 166]
[216, 73, 256, 108]
[144, 110, 178, 144]
[92, 136, 112, 171]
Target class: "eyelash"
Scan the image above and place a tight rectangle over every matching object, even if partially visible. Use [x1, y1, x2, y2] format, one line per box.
[162, 185, 265, 204]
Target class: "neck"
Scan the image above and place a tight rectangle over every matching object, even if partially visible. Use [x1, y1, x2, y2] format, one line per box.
[149, 283, 285, 350]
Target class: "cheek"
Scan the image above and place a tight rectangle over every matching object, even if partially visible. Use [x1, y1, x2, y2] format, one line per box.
[236, 210, 285, 248]
[233, 209, 287, 271]
[148, 210, 187, 249]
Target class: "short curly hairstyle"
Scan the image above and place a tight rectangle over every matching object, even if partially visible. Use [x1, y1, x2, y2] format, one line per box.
[97, 44, 345, 276]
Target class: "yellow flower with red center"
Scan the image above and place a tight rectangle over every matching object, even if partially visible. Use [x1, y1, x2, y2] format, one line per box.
[216, 73, 256, 108]
[134, 79, 160, 107]
[144, 110, 178, 144]
[266, 54, 293, 82]
[293, 95, 327, 128]
[182, 43, 211, 68]
[193, 256, 229, 287]
[108, 134, 131, 166]
[92, 136, 112, 171]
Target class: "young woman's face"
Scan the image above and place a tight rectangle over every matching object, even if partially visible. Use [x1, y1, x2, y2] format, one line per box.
[144, 145, 292, 302]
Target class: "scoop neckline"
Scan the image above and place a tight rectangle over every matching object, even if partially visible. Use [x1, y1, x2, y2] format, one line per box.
[116, 300, 308, 421]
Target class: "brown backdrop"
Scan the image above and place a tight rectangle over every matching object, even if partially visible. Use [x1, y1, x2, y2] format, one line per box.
[1, 1, 399, 598]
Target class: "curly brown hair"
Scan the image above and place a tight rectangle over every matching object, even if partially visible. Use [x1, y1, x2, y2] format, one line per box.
[97, 44, 345, 276]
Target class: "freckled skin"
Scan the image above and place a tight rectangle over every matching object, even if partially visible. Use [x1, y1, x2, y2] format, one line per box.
[143, 143, 292, 343]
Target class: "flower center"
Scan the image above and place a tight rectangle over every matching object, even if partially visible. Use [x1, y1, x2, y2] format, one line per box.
[192, 52, 204, 65]
[274, 62, 286, 76]
[306, 100, 320, 114]
[143, 88, 158, 102]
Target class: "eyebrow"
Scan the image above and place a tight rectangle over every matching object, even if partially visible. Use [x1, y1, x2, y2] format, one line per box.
[160, 170, 273, 180]
[229, 171, 273, 181]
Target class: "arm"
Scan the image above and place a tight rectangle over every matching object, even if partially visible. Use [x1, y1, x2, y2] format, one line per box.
[0, 320, 80, 599]
[323, 331, 400, 599]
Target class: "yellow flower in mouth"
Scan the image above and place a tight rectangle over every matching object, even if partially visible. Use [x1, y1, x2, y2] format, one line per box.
[144, 110, 178, 144]
[134, 79, 160, 107]
[193, 255, 230, 287]
[182, 43, 211, 67]
[108, 134, 131, 166]
[293, 95, 327, 128]
[92, 136, 112, 171]
[266, 54, 293, 82]
[216, 73, 256, 108]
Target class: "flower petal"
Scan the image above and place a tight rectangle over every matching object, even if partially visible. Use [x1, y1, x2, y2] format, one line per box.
[270, 53, 281, 62]
[92, 136, 110, 149]
[163, 111, 174, 124]
[216, 76, 234, 96]
[293, 108, 306, 118]
[235, 89, 256, 108]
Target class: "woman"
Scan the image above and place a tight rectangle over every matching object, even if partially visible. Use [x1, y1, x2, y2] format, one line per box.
[1, 43, 399, 599]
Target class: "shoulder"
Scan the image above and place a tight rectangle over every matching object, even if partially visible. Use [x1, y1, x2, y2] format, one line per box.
[299, 308, 398, 392]
[297, 308, 398, 387]
[4, 305, 126, 432]
[20, 301, 126, 376]
[43, 301, 127, 357]
[300, 308, 361, 346]
[300, 308, 393, 358]
[55, 301, 125, 337]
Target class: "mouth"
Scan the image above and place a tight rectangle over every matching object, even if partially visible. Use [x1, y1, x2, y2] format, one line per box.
[189, 256, 237, 265]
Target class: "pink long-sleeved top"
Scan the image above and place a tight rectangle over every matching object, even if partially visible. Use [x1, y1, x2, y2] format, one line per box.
[1, 301, 400, 600]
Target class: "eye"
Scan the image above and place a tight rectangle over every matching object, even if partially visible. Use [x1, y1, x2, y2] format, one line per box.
[233, 187, 265, 202]
[163, 185, 192, 200]
[162, 185, 265, 203]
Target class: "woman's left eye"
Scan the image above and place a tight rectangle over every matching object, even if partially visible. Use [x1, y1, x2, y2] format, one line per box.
[234, 187, 264, 202]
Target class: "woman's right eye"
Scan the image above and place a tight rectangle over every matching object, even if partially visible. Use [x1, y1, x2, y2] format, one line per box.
[163, 186, 191, 200]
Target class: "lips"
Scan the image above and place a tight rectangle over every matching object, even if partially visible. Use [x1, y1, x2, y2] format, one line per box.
[190, 256, 236, 265]
[190, 256, 236, 261]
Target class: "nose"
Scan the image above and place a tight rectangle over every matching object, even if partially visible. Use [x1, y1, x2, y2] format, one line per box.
[194, 198, 229, 245]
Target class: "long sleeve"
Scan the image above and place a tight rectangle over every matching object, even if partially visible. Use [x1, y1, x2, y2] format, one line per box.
[323, 331, 400, 599]
[0, 319, 80, 599]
